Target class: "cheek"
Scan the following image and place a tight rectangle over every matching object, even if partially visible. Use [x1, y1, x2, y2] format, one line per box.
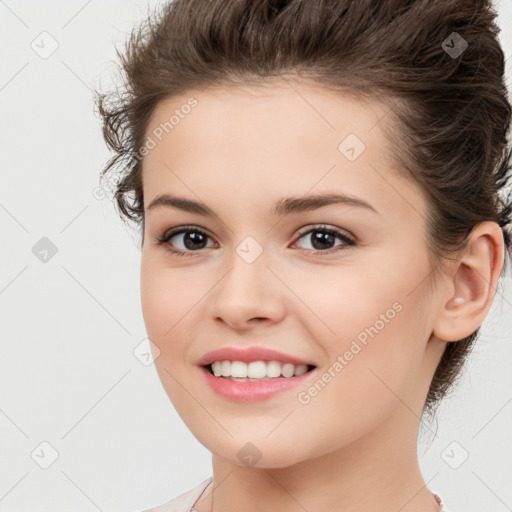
[140, 259, 202, 410]
[288, 261, 429, 414]
[283, 305, 424, 461]
[140, 261, 169, 341]
[140, 255, 199, 336]
[140, 257, 195, 368]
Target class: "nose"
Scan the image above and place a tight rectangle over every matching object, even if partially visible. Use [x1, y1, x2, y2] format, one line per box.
[210, 251, 286, 331]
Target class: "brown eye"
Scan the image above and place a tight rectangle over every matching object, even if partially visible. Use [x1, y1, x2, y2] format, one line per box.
[293, 225, 355, 254]
[155, 226, 215, 256]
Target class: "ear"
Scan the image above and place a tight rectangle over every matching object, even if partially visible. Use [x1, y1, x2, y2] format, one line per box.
[432, 221, 506, 342]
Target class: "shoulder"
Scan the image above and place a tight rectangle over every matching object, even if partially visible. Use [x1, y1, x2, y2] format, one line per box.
[137, 477, 213, 512]
[433, 492, 454, 512]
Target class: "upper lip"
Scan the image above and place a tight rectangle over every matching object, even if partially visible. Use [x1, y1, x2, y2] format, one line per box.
[197, 346, 316, 367]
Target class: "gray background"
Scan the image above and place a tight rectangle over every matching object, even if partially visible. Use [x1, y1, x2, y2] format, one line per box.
[1, 1, 511, 511]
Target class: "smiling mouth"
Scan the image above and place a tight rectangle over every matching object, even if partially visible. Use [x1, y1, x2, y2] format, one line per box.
[203, 363, 317, 381]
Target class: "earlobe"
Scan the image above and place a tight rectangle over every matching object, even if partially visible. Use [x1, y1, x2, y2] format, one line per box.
[431, 221, 505, 343]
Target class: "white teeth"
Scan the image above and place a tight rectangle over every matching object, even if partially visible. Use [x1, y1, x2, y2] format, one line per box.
[210, 360, 311, 379]
[281, 363, 295, 378]
[220, 360, 231, 377]
[247, 361, 267, 378]
[266, 360, 282, 378]
[230, 360, 248, 378]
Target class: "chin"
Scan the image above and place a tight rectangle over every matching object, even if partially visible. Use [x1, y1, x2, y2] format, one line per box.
[199, 434, 310, 469]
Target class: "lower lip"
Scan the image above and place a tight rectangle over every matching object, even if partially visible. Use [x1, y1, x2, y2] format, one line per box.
[199, 366, 316, 402]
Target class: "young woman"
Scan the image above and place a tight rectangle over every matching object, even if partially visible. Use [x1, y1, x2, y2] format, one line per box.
[96, 1, 512, 511]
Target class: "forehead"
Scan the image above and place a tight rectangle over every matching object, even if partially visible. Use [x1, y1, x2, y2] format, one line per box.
[145, 79, 393, 152]
[141, 79, 423, 222]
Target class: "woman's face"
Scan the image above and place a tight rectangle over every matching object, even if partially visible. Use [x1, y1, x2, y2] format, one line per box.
[140, 79, 446, 467]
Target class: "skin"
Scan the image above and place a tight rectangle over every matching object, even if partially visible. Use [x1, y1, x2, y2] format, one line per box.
[139, 78, 504, 512]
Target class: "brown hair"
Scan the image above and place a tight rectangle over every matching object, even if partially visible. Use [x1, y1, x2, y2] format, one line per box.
[95, 0, 512, 416]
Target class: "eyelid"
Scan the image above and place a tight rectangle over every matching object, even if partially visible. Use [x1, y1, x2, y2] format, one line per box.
[294, 223, 354, 241]
[155, 225, 216, 248]
[155, 223, 356, 256]
[158, 223, 354, 241]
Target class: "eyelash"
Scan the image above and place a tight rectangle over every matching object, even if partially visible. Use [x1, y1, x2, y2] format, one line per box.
[154, 224, 356, 257]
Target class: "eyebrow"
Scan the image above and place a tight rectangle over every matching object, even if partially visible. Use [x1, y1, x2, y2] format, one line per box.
[146, 192, 378, 218]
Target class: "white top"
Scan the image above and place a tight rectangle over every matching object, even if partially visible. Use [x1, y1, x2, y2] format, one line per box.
[138, 477, 453, 512]
[139, 477, 212, 512]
